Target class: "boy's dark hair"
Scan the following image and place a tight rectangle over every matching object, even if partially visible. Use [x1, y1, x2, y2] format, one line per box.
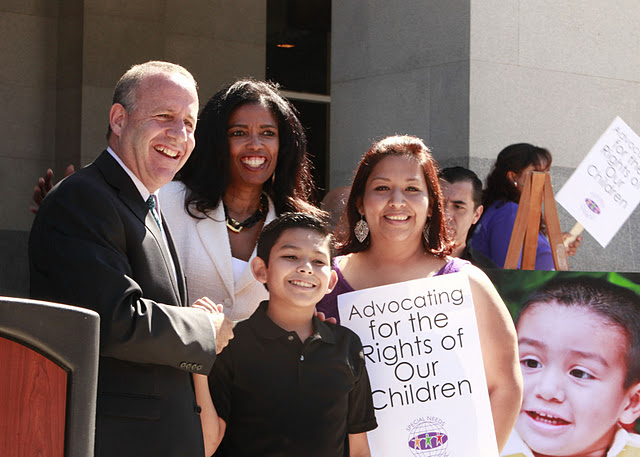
[439, 166, 483, 209]
[517, 277, 640, 388]
[257, 212, 335, 267]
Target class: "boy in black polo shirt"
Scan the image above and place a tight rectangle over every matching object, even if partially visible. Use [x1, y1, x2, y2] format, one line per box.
[193, 212, 377, 457]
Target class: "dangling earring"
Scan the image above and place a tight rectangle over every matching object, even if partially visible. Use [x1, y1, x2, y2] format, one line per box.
[354, 214, 369, 243]
[423, 220, 430, 243]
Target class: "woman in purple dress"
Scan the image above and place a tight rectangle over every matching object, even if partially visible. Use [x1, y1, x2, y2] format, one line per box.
[316, 135, 522, 453]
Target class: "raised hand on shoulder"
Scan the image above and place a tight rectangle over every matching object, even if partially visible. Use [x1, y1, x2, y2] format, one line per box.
[30, 164, 75, 214]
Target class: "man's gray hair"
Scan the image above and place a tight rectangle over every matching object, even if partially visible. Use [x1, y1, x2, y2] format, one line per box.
[107, 61, 197, 140]
[113, 61, 197, 110]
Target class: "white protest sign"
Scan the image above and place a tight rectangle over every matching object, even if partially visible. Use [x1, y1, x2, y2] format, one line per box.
[556, 117, 640, 248]
[338, 272, 498, 457]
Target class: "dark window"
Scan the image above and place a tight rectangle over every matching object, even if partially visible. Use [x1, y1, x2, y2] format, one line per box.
[267, 0, 331, 198]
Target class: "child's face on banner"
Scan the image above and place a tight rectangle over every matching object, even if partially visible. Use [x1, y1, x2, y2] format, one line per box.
[515, 302, 630, 456]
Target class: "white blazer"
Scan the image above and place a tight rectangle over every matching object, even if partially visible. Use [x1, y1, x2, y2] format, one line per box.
[160, 181, 274, 322]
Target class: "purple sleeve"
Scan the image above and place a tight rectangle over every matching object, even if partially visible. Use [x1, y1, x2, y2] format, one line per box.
[534, 234, 555, 270]
[316, 258, 354, 324]
[475, 202, 555, 270]
[484, 203, 518, 268]
[316, 287, 341, 323]
[491, 203, 555, 270]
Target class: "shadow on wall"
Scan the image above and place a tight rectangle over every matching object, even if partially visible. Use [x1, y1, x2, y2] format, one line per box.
[0, 230, 30, 298]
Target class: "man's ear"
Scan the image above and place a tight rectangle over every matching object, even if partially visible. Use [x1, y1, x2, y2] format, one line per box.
[619, 382, 640, 426]
[326, 270, 338, 294]
[109, 103, 128, 137]
[250, 256, 268, 285]
[472, 205, 484, 225]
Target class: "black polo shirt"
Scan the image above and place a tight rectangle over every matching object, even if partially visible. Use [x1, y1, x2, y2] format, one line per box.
[209, 301, 378, 457]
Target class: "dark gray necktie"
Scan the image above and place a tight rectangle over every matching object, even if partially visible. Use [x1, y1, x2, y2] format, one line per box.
[146, 195, 162, 231]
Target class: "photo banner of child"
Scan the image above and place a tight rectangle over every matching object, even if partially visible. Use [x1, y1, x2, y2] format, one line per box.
[483, 269, 640, 457]
[556, 116, 640, 248]
[338, 272, 499, 457]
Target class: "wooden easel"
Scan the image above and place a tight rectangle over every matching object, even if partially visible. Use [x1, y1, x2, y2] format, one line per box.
[503, 171, 569, 270]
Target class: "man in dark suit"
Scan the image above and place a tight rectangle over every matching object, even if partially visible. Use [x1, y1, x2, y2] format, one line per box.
[29, 61, 232, 457]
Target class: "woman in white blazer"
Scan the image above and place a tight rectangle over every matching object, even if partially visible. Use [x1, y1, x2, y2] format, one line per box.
[161, 80, 322, 321]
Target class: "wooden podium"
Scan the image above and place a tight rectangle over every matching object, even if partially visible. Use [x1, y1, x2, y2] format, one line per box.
[504, 171, 569, 271]
[0, 298, 99, 457]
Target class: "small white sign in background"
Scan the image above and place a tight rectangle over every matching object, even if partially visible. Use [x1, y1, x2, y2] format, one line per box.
[556, 117, 640, 248]
[338, 272, 498, 457]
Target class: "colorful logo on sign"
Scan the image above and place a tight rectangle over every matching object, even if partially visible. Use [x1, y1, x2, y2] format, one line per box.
[585, 198, 601, 214]
[407, 417, 449, 456]
[580, 193, 604, 220]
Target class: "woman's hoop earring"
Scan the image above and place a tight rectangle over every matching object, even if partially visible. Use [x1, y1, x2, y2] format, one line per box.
[354, 215, 369, 243]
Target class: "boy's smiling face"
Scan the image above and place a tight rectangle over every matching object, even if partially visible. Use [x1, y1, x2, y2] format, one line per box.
[516, 302, 638, 457]
[252, 228, 337, 309]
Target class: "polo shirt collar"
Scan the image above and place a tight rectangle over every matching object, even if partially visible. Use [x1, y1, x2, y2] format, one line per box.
[251, 301, 336, 344]
[311, 313, 336, 344]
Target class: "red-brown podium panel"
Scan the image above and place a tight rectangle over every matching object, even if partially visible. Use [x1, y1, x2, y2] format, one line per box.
[0, 297, 99, 457]
[0, 337, 67, 457]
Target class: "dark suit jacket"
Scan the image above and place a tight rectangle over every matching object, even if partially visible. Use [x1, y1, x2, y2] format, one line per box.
[29, 151, 217, 457]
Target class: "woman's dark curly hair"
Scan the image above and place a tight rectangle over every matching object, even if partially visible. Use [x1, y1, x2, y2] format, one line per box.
[340, 135, 453, 258]
[177, 79, 320, 218]
[483, 143, 552, 207]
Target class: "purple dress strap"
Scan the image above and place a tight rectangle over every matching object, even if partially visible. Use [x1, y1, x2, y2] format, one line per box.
[435, 257, 469, 275]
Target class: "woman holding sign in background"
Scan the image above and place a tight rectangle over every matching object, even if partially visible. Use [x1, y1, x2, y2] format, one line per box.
[471, 143, 582, 270]
[316, 135, 522, 452]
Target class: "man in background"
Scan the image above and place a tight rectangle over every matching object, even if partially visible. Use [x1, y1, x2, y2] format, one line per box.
[440, 166, 497, 269]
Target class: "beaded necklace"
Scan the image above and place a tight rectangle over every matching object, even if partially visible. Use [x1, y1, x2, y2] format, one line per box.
[224, 193, 268, 233]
